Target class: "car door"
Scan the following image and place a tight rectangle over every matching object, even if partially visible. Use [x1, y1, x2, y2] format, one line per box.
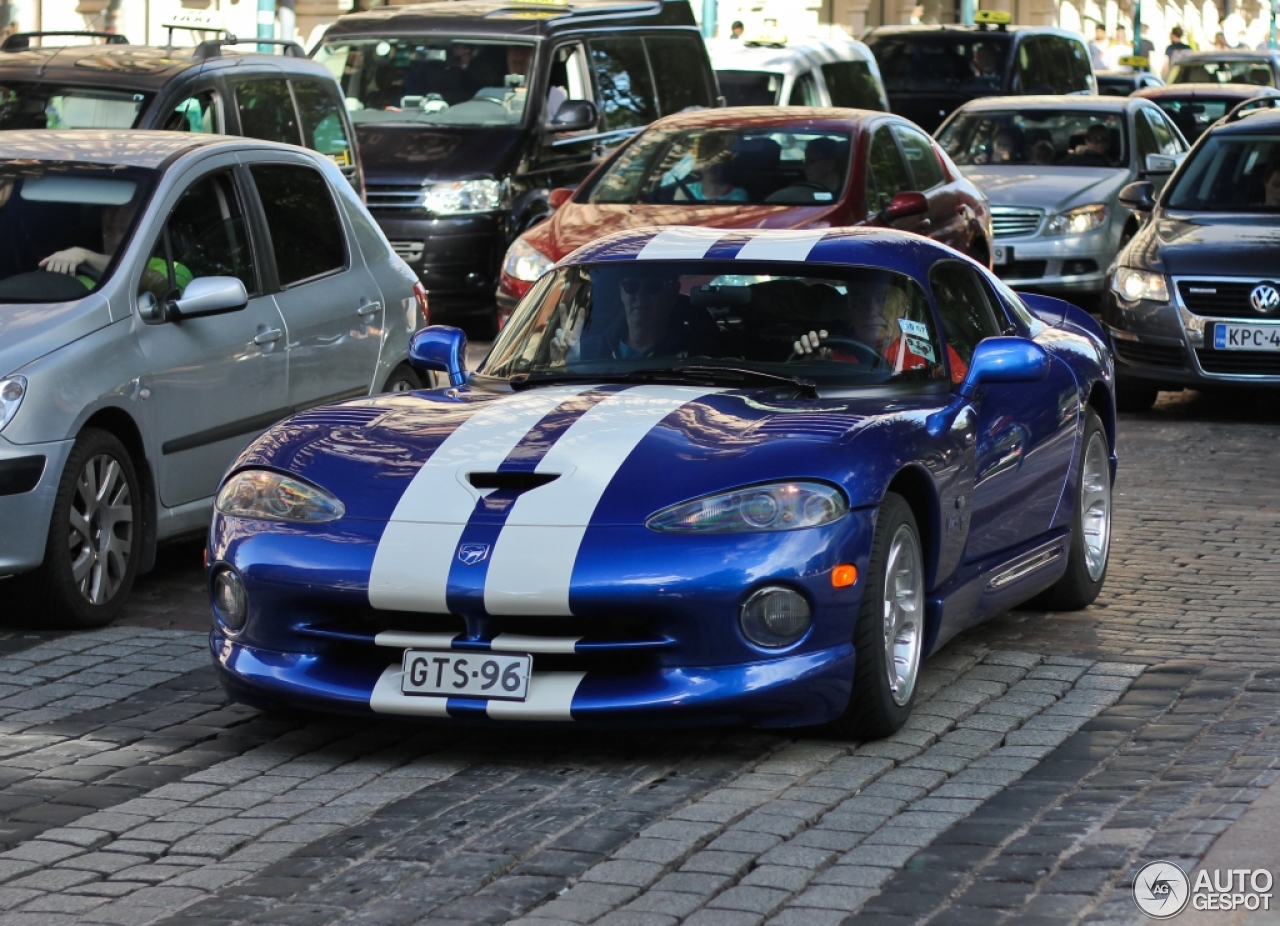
[532, 42, 601, 188]
[132, 161, 289, 509]
[893, 122, 965, 250]
[149, 86, 223, 134]
[230, 77, 302, 146]
[930, 261, 1076, 560]
[787, 70, 822, 106]
[866, 123, 922, 231]
[291, 78, 362, 197]
[246, 157, 383, 410]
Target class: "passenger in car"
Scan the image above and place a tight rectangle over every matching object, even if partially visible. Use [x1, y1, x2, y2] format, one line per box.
[673, 134, 749, 203]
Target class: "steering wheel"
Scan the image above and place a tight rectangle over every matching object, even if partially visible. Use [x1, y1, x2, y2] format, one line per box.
[75, 263, 102, 283]
[788, 179, 833, 194]
[786, 336, 881, 365]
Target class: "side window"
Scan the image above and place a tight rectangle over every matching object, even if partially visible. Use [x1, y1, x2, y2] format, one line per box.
[587, 37, 657, 132]
[1066, 39, 1094, 92]
[159, 92, 218, 133]
[1147, 110, 1183, 154]
[866, 125, 912, 213]
[138, 170, 257, 301]
[645, 36, 711, 115]
[895, 125, 944, 190]
[545, 43, 590, 123]
[788, 71, 821, 106]
[820, 60, 884, 110]
[1134, 110, 1161, 160]
[249, 164, 346, 287]
[929, 261, 1003, 383]
[235, 79, 301, 146]
[291, 81, 353, 168]
[1016, 38, 1052, 94]
[1043, 38, 1076, 94]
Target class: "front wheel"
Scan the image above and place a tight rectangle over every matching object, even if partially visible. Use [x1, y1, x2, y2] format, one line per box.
[832, 492, 925, 740]
[1028, 408, 1111, 611]
[383, 363, 436, 393]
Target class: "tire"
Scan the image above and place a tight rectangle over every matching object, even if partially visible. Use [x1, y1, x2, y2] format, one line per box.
[832, 492, 926, 740]
[383, 363, 433, 393]
[1115, 377, 1158, 412]
[9, 428, 142, 629]
[1028, 408, 1111, 611]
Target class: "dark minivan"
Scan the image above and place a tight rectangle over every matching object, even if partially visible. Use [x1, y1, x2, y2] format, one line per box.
[315, 0, 718, 331]
[0, 32, 363, 194]
[865, 22, 1095, 133]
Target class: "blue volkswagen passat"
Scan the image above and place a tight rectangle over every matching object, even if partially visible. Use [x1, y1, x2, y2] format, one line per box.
[207, 227, 1115, 738]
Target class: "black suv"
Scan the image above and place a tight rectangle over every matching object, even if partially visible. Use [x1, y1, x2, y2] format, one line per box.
[0, 31, 362, 195]
[1102, 108, 1280, 409]
[865, 23, 1095, 133]
[315, 0, 718, 332]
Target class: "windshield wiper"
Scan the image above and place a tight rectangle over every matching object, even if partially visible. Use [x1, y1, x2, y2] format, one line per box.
[509, 366, 817, 397]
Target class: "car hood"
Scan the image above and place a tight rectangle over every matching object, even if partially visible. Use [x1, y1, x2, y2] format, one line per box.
[1143, 212, 1280, 276]
[0, 294, 112, 378]
[533, 203, 844, 262]
[962, 166, 1129, 213]
[230, 383, 935, 524]
[355, 125, 525, 185]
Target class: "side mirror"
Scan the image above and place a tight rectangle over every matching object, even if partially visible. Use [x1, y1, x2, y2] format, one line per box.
[883, 191, 929, 222]
[548, 99, 598, 132]
[1144, 153, 1178, 175]
[957, 337, 1050, 399]
[150, 276, 248, 323]
[409, 325, 468, 387]
[1119, 180, 1156, 211]
[548, 187, 574, 209]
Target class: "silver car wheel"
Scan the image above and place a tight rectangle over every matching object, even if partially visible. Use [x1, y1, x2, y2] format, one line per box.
[883, 523, 924, 707]
[68, 453, 134, 606]
[389, 377, 416, 393]
[1080, 430, 1111, 582]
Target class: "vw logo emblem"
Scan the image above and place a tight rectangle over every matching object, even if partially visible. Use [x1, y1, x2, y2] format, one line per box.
[1250, 283, 1280, 314]
[456, 543, 490, 566]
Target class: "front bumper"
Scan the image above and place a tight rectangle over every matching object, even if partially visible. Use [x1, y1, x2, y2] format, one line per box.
[373, 212, 502, 313]
[992, 230, 1114, 295]
[0, 435, 72, 576]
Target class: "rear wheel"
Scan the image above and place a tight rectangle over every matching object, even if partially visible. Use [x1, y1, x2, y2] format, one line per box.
[832, 492, 925, 740]
[8, 428, 141, 629]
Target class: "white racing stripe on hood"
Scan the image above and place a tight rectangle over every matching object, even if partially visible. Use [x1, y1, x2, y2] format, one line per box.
[368, 386, 594, 612]
[484, 385, 720, 616]
[635, 227, 730, 260]
[733, 229, 828, 262]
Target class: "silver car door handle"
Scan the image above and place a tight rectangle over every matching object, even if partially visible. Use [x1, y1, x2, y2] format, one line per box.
[253, 328, 283, 345]
[357, 301, 381, 317]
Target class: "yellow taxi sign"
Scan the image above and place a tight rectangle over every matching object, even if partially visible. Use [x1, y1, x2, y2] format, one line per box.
[1118, 55, 1150, 68]
[974, 10, 1012, 25]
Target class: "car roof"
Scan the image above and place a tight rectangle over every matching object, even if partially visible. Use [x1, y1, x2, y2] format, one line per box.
[0, 130, 288, 169]
[1174, 50, 1277, 62]
[709, 37, 874, 74]
[323, 0, 694, 40]
[0, 43, 336, 92]
[953, 94, 1139, 113]
[641, 105, 891, 132]
[1205, 107, 1280, 135]
[1136, 83, 1280, 101]
[865, 24, 1078, 39]
[562, 225, 961, 277]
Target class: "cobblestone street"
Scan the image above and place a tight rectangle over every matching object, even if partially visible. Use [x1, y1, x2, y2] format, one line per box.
[0, 390, 1276, 926]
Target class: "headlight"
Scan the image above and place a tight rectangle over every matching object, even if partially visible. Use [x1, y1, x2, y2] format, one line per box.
[1111, 266, 1170, 303]
[216, 470, 345, 523]
[647, 482, 847, 534]
[503, 237, 554, 283]
[422, 179, 503, 215]
[0, 376, 26, 432]
[1043, 204, 1108, 237]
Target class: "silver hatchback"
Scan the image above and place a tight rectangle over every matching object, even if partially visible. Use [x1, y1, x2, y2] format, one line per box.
[0, 132, 427, 627]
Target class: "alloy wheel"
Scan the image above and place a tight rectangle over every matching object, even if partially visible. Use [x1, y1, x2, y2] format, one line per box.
[68, 453, 134, 606]
[883, 523, 924, 707]
[1081, 430, 1111, 581]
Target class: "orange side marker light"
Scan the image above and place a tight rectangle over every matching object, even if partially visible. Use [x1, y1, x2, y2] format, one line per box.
[832, 564, 858, 588]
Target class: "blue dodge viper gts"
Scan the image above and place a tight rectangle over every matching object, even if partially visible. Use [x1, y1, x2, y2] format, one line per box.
[207, 227, 1115, 738]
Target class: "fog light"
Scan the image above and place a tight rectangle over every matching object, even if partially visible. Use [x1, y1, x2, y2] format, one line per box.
[740, 586, 811, 648]
[212, 568, 248, 633]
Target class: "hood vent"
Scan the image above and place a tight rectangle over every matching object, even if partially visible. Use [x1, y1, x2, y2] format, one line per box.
[468, 472, 560, 492]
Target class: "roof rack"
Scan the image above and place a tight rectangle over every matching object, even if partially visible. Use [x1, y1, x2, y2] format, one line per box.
[1, 30, 130, 51]
[192, 37, 307, 62]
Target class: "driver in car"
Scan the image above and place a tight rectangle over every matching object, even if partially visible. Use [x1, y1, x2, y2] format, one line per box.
[767, 137, 844, 203]
[39, 204, 191, 297]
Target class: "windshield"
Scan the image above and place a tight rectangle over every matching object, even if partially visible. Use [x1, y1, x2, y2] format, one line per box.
[939, 110, 1127, 167]
[315, 37, 536, 127]
[870, 35, 1009, 93]
[0, 163, 155, 303]
[717, 70, 783, 106]
[1154, 98, 1237, 141]
[483, 261, 950, 388]
[1166, 134, 1280, 211]
[1169, 59, 1275, 87]
[585, 127, 852, 206]
[0, 82, 152, 130]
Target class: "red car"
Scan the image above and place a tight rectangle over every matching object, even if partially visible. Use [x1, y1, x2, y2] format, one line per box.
[497, 106, 992, 320]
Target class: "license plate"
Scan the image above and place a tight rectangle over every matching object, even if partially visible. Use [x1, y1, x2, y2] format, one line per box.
[1213, 323, 1280, 352]
[400, 650, 532, 701]
[992, 245, 1010, 266]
